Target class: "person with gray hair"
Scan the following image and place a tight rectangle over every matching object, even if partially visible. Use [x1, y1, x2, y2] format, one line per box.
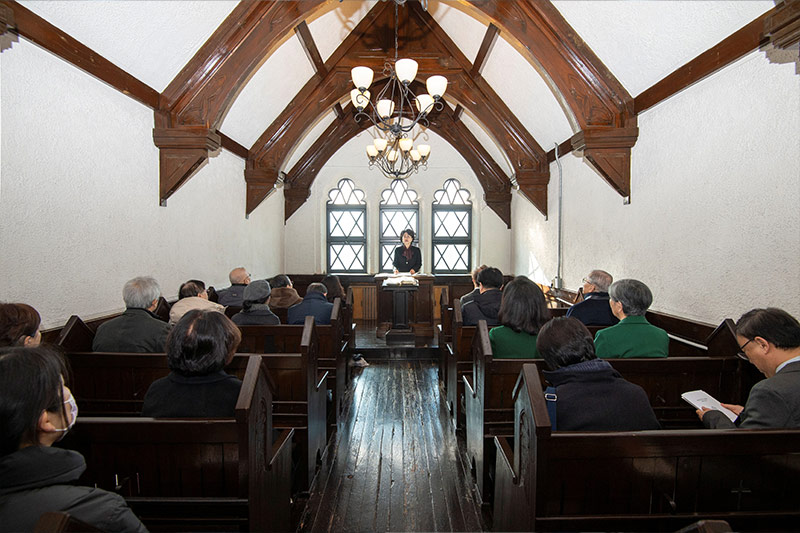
[287, 282, 334, 325]
[566, 269, 618, 326]
[92, 276, 171, 352]
[593, 279, 668, 358]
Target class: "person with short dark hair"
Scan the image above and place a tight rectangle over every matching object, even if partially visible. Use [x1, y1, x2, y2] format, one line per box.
[537, 317, 660, 431]
[268, 274, 303, 309]
[142, 310, 243, 418]
[699, 308, 800, 429]
[462, 267, 504, 326]
[321, 275, 346, 303]
[216, 267, 251, 307]
[169, 280, 225, 325]
[566, 270, 618, 326]
[0, 346, 147, 532]
[232, 280, 280, 326]
[460, 265, 487, 308]
[92, 276, 170, 353]
[593, 279, 668, 358]
[489, 276, 550, 358]
[288, 283, 334, 325]
[0, 303, 42, 347]
[392, 229, 422, 274]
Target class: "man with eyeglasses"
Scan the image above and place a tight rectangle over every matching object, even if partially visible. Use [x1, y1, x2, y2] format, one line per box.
[566, 270, 619, 326]
[216, 267, 252, 307]
[698, 308, 800, 429]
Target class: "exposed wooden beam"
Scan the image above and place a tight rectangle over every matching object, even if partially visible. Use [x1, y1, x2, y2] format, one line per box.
[546, 137, 573, 164]
[470, 23, 499, 77]
[295, 20, 327, 75]
[218, 131, 248, 160]
[333, 103, 345, 119]
[634, 12, 771, 114]
[453, 104, 464, 122]
[1, 0, 159, 109]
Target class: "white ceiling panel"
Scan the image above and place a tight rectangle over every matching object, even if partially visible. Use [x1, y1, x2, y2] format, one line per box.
[552, 0, 775, 97]
[459, 112, 514, 177]
[22, 0, 238, 92]
[221, 35, 316, 148]
[284, 111, 338, 172]
[427, 0, 487, 64]
[481, 34, 575, 150]
[307, 1, 372, 63]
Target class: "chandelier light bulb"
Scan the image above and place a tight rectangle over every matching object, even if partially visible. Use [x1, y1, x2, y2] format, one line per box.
[426, 75, 447, 99]
[410, 149, 421, 162]
[366, 145, 379, 159]
[417, 144, 431, 159]
[399, 138, 413, 152]
[387, 149, 399, 162]
[351, 66, 374, 91]
[415, 94, 434, 115]
[373, 137, 388, 152]
[350, 88, 370, 111]
[395, 58, 418, 85]
[377, 99, 395, 119]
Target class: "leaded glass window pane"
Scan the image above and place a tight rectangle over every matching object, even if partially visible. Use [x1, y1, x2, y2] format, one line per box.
[329, 244, 365, 272]
[380, 179, 419, 272]
[433, 178, 471, 205]
[431, 178, 472, 274]
[381, 179, 418, 206]
[433, 210, 469, 238]
[328, 178, 366, 205]
[433, 244, 469, 272]
[381, 244, 397, 271]
[329, 210, 365, 238]
[327, 178, 367, 273]
[381, 209, 418, 238]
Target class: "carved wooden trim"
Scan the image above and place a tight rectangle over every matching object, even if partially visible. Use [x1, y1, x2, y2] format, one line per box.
[764, 0, 800, 50]
[153, 127, 220, 202]
[571, 127, 638, 197]
[0, 3, 15, 37]
[515, 170, 549, 214]
[1, 0, 158, 107]
[635, 12, 771, 114]
[245, 161, 278, 215]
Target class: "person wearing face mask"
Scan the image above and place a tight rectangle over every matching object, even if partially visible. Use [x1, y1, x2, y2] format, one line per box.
[0, 346, 148, 532]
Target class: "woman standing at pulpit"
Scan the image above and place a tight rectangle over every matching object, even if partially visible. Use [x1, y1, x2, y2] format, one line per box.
[393, 229, 422, 274]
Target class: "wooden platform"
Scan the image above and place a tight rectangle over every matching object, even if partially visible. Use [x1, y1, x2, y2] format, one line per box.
[298, 359, 484, 532]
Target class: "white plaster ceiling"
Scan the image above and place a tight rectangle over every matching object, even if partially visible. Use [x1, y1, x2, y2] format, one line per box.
[21, 0, 237, 92]
[20, 1, 776, 176]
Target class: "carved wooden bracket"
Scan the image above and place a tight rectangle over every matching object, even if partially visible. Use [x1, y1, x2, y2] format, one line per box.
[484, 190, 513, 228]
[0, 3, 15, 37]
[244, 161, 278, 216]
[765, 0, 800, 51]
[152, 127, 220, 203]
[283, 183, 311, 222]
[515, 170, 549, 214]
[571, 127, 639, 198]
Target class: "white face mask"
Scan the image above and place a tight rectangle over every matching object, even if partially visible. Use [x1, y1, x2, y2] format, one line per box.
[53, 395, 78, 438]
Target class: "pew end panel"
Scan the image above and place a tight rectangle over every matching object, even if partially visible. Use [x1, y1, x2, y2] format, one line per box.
[55, 315, 95, 351]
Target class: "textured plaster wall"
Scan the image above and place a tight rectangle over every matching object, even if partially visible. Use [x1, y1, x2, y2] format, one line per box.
[0, 40, 284, 329]
[285, 129, 511, 275]
[512, 51, 800, 324]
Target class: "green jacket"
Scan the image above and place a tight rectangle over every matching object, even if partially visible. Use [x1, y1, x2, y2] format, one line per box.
[489, 325, 541, 359]
[594, 315, 668, 359]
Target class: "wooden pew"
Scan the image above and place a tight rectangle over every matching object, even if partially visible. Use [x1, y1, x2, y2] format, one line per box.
[465, 320, 746, 506]
[492, 364, 800, 532]
[437, 288, 452, 386]
[60, 356, 294, 533]
[446, 300, 476, 430]
[34, 512, 102, 533]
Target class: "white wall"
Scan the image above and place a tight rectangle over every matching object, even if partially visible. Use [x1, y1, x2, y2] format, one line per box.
[284, 128, 512, 275]
[0, 40, 285, 329]
[512, 51, 800, 324]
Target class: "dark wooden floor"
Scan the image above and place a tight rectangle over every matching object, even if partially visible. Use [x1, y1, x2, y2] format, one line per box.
[298, 358, 484, 532]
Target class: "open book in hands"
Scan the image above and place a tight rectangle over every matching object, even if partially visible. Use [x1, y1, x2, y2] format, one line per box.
[681, 390, 738, 422]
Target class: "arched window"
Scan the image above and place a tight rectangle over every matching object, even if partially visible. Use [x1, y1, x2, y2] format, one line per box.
[431, 178, 472, 274]
[379, 179, 419, 272]
[326, 178, 367, 273]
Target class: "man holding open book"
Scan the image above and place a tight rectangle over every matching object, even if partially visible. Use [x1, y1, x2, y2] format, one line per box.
[697, 308, 800, 429]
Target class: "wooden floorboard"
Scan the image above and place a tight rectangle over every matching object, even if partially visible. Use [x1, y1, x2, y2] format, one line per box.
[299, 359, 484, 532]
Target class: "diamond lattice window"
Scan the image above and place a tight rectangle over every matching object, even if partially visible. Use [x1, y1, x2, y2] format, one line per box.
[432, 178, 472, 274]
[380, 179, 419, 272]
[327, 178, 367, 273]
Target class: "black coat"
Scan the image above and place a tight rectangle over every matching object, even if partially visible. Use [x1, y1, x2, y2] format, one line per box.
[142, 371, 242, 418]
[565, 292, 619, 326]
[542, 359, 660, 431]
[232, 305, 280, 325]
[462, 289, 502, 326]
[392, 245, 422, 273]
[0, 446, 147, 532]
[287, 292, 334, 325]
[92, 308, 170, 353]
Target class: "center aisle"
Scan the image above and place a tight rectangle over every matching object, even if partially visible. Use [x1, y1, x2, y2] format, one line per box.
[298, 360, 484, 532]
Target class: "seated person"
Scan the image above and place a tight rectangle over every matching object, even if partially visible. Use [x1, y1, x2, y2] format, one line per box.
[216, 267, 251, 307]
[594, 279, 668, 358]
[169, 280, 225, 325]
[288, 283, 333, 325]
[92, 276, 170, 353]
[462, 267, 503, 326]
[0, 303, 42, 347]
[537, 317, 661, 431]
[566, 270, 619, 326]
[489, 276, 550, 359]
[231, 280, 280, 326]
[460, 265, 487, 308]
[698, 308, 800, 429]
[142, 310, 243, 418]
[0, 346, 147, 532]
[269, 274, 303, 309]
[322, 274, 345, 304]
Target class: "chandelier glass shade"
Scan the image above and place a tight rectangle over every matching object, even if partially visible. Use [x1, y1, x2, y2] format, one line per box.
[365, 134, 430, 180]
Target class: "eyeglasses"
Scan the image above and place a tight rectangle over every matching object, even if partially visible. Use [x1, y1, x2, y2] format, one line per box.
[737, 338, 754, 361]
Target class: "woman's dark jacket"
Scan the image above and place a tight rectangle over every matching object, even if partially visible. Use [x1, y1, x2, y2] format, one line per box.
[232, 304, 280, 325]
[392, 245, 422, 272]
[0, 446, 147, 532]
[142, 371, 243, 418]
